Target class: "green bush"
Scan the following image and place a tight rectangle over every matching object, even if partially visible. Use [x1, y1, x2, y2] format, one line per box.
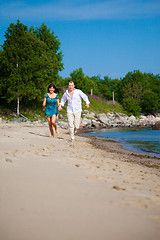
[83, 95, 124, 114]
[122, 97, 141, 116]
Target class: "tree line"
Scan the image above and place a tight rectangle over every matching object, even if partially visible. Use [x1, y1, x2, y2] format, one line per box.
[0, 20, 160, 116]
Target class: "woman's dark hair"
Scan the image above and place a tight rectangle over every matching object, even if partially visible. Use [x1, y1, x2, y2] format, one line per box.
[47, 84, 59, 93]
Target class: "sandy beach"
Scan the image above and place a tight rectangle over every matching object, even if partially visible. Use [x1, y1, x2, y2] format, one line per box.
[0, 123, 160, 240]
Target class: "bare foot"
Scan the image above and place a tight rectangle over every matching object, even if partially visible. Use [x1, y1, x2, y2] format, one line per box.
[50, 135, 54, 138]
[56, 129, 59, 137]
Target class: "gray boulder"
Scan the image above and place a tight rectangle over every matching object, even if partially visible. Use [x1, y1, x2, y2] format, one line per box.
[152, 121, 160, 130]
[81, 117, 92, 126]
[96, 113, 109, 125]
[91, 119, 102, 128]
[58, 121, 68, 129]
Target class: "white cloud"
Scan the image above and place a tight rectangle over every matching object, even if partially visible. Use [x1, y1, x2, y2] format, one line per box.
[0, 0, 160, 21]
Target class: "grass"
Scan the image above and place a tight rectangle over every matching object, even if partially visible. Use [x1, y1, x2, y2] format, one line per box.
[83, 95, 125, 115]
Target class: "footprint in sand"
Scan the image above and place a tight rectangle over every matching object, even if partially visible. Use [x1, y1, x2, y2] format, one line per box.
[112, 186, 126, 191]
[75, 164, 80, 167]
[75, 164, 88, 169]
[5, 158, 13, 163]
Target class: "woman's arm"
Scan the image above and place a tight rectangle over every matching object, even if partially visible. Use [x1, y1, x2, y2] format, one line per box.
[43, 98, 46, 107]
[57, 98, 60, 108]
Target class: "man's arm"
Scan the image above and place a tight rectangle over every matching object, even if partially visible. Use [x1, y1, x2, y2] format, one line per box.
[58, 92, 67, 111]
[79, 90, 90, 108]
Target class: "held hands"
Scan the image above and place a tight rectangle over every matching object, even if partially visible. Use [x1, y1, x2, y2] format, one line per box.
[58, 105, 62, 111]
[58, 104, 89, 111]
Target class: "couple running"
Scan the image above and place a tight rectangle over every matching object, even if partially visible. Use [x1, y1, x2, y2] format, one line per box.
[43, 81, 90, 141]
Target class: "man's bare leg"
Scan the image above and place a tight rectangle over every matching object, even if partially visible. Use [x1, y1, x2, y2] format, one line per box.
[74, 128, 77, 135]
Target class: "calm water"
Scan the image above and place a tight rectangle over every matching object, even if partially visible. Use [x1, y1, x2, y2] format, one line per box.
[84, 128, 160, 158]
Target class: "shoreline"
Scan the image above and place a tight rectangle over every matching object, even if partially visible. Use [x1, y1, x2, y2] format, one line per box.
[82, 135, 160, 169]
[78, 126, 160, 166]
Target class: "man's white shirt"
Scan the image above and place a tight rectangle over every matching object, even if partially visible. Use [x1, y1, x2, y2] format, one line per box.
[60, 89, 90, 113]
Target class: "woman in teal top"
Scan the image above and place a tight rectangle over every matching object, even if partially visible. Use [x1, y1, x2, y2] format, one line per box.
[43, 84, 59, 137]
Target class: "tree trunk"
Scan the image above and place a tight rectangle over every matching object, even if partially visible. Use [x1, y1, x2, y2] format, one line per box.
[112, 91, 115, 104]
[17, 96, 19, 115]
[16, 62, 20, 116]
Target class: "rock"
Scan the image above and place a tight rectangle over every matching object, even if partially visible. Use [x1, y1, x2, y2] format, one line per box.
[128, 115, 136, 121]
[84, 112, 96, 119]
[96, 113, 109, 125]
[107, 112, 115, 117]
[81, 117, 92, 126]
[147, 115, 155, 120]
[115, 119, 123, 124]
[33, 121, 39, 125]
[152, 121, 160, 130]
[91, 119, 102, 128]
[139, 115, 147, 120]
[83, 110, 89, 114]
[58, 121, 68, 129]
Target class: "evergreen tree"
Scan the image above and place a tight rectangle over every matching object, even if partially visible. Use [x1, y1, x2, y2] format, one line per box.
[120, 70, 149, 115]
[0, 20, 63, 113]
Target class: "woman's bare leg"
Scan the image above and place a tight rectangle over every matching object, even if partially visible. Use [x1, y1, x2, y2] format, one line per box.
[52, 115, 59, 136]
[47, 117, 54, 137]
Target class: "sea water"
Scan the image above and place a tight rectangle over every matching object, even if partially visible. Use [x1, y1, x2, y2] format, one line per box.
[84, 128, 160, 158]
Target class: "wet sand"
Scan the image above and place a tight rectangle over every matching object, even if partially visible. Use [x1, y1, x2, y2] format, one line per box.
[88, 136, 160, 168]
[0, 123, 160, 240]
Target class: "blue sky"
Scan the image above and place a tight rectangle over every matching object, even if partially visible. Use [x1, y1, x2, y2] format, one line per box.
[0, 0, 160, 79]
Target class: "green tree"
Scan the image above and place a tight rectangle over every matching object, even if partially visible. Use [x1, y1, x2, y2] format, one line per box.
[90, 76, 104, 96]
[30, 23, 63, 84]
[119, 70, 152, 115]
[139, 73, 160, 114]
[70, 68, 86, 90]
[102, 76, 121, 101]
[122, 97, 141, 116]
[69, 68, 103, 96]
[141, 91, 159, 114]
[120, 70, 149, 103]
[0, 20, 63, 114]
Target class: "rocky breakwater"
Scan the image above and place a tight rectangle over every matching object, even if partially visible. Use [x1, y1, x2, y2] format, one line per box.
[80, 111, 160, 129]
[1, 111, 160, 130]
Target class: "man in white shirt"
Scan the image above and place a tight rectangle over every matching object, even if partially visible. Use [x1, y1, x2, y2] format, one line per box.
[58, 81, 90, 141]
